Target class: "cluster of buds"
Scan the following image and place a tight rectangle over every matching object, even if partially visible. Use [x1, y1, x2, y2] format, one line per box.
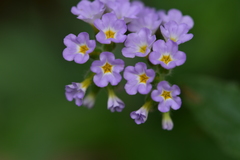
[63, 0, 194, 130]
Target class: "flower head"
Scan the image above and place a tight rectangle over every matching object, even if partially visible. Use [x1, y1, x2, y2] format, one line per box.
[63, 32, 96, 64]
[149, 40, 186, 69]
[124, 62, 155, 95]
[162, 112, 174, 130]
[122, 28, 156, 58]
[151, 81, 182, 112]
[159, 9, 194, 29]
[71, 0, 105, 25]
[90, 52, 124, 87]
[65, 82, 87, 106]
[94, 13, 127, 44]
[160, 21, 193, 45]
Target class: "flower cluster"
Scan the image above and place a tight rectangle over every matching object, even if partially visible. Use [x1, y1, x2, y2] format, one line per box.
[63, 0, 194, 130]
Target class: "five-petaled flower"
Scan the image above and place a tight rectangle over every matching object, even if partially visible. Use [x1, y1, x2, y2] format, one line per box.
[151, 81, 182, 112]
[124, 62, 155, 95]
[90, 52, 124, 87]
[63, 32, 96, 64]
[122, 28, 156, 58]
[94, 13, 127, 44]
[159, 8, 194, 29]
[149, 39, 186, 69]
[71, 0, 105, 25]
[160, 20, 193, 45]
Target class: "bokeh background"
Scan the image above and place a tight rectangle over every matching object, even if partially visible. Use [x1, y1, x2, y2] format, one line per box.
[1, 0, 240, 160]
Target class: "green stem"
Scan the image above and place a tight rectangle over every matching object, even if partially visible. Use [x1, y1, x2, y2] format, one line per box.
[107, 85, 115, 97]
[82, 71, 95, 88]
[142, 98, 153, 111]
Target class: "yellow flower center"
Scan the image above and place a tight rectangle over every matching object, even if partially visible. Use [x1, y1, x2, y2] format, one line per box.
[102, 62, 113, 74]
[170, 36, 177, 42]
[79, 45, 89, 54]
[105, 29, 116, 39]
[161, 90, 172, 100]
[160, 55, 172, 64]
[139, 73, 149, 83]
[138, 45, 147, 53]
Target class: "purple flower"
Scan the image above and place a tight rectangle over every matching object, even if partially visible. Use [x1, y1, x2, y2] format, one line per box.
[124, 62, 155, 95]
[65, 82, 87, 106]
[107, 94, 125, 112]
[90, 52, 124, 87]
[130, 106, 149, 124]
[160, 21, 193, 45]
[107, 1, 141, 23]
[94, 13, 127, 44]
[162, 112, 174, 130]
[63, 32, 96, 64]
[159, 9, 194, 29]
[71, 0, 105, 25]
[122, 28, 156, 58]
[149, 40, 186, 69]
[151, 81, 182, 112]
[128, 8, 162, 34]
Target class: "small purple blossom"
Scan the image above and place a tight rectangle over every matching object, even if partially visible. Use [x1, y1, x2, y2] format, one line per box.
[90, 52, 124, 87]
[63, 32, 96, 64]
[71, 0, 105, 25]
[162, 112, 174, 130]
[128, 8, 162, 34]
[151, 81, 182, 112]
[108, 94, 125, 112]
[130, 107, 148, 124]
[160, 20, 193, 45]
[149, 40, 186, 69]
[94, 13, 127, 44]
[122, 28, 156, 58]
[65, 82, 87, 106]
[159, 9, 194, 29]
[124, 62, 155, 95]
[107, 1, 141, 23]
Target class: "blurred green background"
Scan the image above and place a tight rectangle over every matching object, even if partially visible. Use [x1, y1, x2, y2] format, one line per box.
[1, 0, 240, 160]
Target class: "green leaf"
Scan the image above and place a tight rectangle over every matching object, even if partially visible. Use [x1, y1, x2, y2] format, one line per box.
[181, 76, 240, 159]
